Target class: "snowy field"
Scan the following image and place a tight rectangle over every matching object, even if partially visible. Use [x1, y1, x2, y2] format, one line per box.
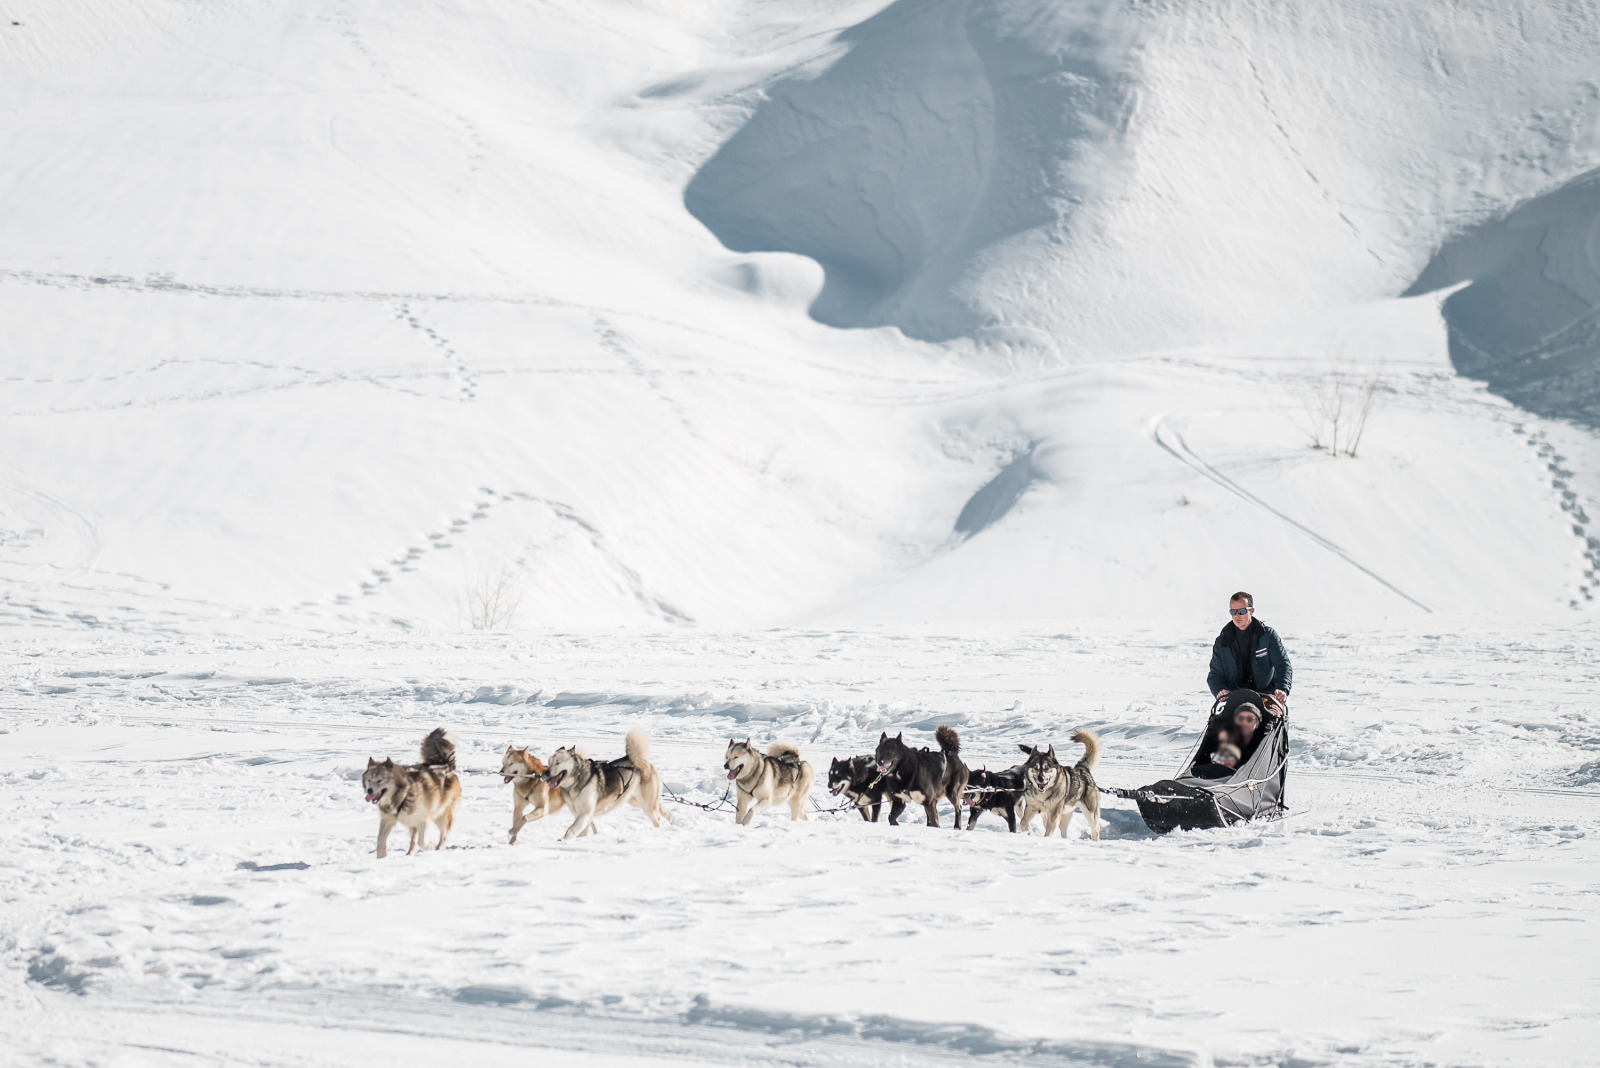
[6, 0, 1600, 1065]
[4, 620, 1598, 1067]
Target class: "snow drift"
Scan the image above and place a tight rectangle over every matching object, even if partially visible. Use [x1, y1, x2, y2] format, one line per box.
[1409, 166, 1600, 427]
[686, 0, 1136, 343]
[689, 0, 1600, 358]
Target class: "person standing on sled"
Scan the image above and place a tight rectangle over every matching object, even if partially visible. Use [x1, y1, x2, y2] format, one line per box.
[1207, 591, 1291, 707]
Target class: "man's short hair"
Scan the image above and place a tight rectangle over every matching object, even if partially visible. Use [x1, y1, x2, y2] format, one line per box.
[1230, 591, 1254, 608]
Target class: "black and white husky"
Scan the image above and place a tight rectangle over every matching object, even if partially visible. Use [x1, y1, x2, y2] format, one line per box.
[963, 765, 1026, 832]
[873, 726, 969, 828]
[827, 755, 886, 822]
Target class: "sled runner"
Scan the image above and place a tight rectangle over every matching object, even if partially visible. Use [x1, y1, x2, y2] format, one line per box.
[1112, 690, 1289, 834]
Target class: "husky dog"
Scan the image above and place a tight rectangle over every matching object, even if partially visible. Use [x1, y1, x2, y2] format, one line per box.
[362, 727, 462, 858]
[545, 728, 669, 840]
[1018, 729, 1102, 840]
[723, 738, 815, 824]
[963, 765, 1026, 832]
[827, 755, 886, 822]
[500, 745, 566, 844]
[873, 726, 969, 828]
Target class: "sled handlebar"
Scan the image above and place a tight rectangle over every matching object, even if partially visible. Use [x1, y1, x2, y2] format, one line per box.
[1211, 693, 1288, 719]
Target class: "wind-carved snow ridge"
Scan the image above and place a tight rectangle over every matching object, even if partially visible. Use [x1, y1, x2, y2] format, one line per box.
[685, 0, 1133, 343]
[1407, 168, 1600, 425]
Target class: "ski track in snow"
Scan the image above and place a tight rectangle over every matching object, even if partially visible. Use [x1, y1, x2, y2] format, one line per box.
[0, 470, 102, 589]
[3, 622, 1598, 1067]
[1149, 415, 1434, 613]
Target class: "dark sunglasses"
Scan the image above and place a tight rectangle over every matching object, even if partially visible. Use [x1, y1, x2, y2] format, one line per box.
[1229, 607, 1252, 616]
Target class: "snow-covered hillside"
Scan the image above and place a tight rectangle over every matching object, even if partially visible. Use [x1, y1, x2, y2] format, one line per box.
[688, 0, 1600, 353]
[3, 0, 1600, 627]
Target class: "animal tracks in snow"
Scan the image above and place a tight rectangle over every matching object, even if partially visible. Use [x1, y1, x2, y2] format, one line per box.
[1514, 423, 1600, 608]
[393, 301, 476, 402]
[329, 487, 690, 626]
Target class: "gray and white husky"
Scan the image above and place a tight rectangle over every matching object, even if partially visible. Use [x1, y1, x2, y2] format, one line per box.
[723, 738, 815, 825]
[545, 727, 669, 840]
[361, 727, 462, 858]
[1018, 729, 1102, 840]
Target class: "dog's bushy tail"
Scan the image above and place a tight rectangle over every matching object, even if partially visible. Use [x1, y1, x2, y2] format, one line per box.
[624, 727, 653, 769]
[767, 740, 800, 760]
[421, 727, 457, 770]
[1071, 728, 1100, 771]
[935, 725, 960, 756]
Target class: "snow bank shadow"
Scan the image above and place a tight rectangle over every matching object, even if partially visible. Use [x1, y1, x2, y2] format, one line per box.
[1094, 805, 1157, 841]
[79, 988, 1201, 1067]
[685, 0, 1134, 341]
[542, 691, 810, 722]
[452, 984, 570, 1008]
[27, 952, 92, 995]
[681, 995, 1198, 1067]
[1407, 167, 1600, 425]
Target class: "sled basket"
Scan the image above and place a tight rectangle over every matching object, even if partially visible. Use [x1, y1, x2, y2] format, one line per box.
[1126, 779, 1227, 834]
[1125, 690, 1289, 834]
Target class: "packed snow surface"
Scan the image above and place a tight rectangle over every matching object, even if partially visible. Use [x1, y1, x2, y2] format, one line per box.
[4, 621, 1599, 1067]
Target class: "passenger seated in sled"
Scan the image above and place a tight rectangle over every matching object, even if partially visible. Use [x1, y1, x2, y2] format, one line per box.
[1191, 731, 1242, 779]
[1191, 691, 1278, 777]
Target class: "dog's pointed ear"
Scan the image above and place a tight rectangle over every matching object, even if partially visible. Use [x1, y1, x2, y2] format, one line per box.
[1047, 745, 1056, 759]
[383, 757, 395, 766]
[743, 736, 750, 746]
[896, 732, 903, 742]
[368, 756, 376, 766]
[879, 731, 887, 741]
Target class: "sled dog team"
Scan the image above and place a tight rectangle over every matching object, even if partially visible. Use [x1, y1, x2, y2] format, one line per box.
[362, 724, 1100, 857]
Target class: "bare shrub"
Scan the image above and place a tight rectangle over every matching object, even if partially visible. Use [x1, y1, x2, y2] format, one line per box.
[460, 556, 523, 630]
[1301, 367, 1386, 458]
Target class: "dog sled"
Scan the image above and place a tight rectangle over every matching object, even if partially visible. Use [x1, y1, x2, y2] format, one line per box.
[1110, 690, 1289, 834]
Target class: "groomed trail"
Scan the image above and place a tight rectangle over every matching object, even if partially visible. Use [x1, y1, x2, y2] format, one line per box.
[3, 622, 1598, 1067]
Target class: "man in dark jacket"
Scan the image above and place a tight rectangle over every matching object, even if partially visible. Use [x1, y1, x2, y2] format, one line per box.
[1207, 591, 1291, 704]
